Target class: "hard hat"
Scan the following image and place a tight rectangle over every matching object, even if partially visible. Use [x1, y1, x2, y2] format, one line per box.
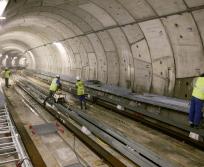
[76, 76, 80, 80]
[5, 67, 8, 70]
[56, 75, 60, 78]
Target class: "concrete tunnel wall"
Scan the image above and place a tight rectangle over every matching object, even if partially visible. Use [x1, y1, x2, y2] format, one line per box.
[0, 0, 204, 99]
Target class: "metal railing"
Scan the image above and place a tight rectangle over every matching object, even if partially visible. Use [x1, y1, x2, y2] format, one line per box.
[0, 106, 32, 167]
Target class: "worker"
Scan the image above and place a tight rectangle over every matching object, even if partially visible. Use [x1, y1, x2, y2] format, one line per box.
[43, 75, 61, 105]
[76, 76, 87, 110]
[189, 73, 204, 128]
[2, 67, 11, 88]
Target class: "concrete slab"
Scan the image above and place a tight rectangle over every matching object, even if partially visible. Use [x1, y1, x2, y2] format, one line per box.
[131, 39, 152, 92]
[108, 28, 134, 88]
[31, 123, 58, 135]
[118, 0, 155, 19]
[87, 33, 108, 82]
[79, 2, 117, 27]
[139, 19, 175, 95]
[122, 23, 144, 44]
[184, 0, 204, 7]
[89, 0, 135, 25]
[162, 13, 204, 78]
[147, 0, 186, 16]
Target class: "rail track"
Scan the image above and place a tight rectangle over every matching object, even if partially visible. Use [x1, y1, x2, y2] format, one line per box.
[23, 71, 204, 150]
[14, 76, 176, 167]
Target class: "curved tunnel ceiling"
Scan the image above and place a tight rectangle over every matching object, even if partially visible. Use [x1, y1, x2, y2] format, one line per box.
[1, 0, 204, 98]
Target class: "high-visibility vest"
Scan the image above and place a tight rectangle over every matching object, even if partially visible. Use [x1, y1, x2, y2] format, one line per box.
[4, 70, 11, 79]
[76, 80, 85, 96]
[49, 78, 58, 92]
[192, 77, 204, 100]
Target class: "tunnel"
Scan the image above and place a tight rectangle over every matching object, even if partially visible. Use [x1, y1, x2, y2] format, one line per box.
[1, 0, 204, 99]
[1, 1, 204, 167]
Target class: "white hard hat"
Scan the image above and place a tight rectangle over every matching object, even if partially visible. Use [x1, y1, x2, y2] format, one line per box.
[76, 76, 80, 80]
[56, 75, 60, 78]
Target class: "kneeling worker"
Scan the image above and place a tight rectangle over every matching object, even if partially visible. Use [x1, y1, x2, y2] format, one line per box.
[43, 75, 61, 105]
[189, 73, 204, 128]
[76, 76, 87, 110]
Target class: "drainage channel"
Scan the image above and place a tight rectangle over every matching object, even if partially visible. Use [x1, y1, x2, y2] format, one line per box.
[16, 77, 175, 167]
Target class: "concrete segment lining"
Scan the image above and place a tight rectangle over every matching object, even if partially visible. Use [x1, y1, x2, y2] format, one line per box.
[139, 19, 175, 95]
[146, 0, 187, 16]
[162, 12, 204, 78]
[1, 0, 204, 97]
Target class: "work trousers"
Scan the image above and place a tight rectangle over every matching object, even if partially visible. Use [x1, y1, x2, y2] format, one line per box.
[43, 90, 55, 104]
[79, 95, 86, 109]
[5, 78, 9, 88]
[189, 96, 203, 126]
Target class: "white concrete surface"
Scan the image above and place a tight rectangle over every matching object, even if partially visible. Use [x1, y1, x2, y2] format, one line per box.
[1, 0, 204, 96]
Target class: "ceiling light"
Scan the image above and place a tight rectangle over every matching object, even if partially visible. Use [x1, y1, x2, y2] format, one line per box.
[28, 51, 32, 54]
[0, 16, 6, 20]
[53, 42, 59, 45]
[0, 0, 9, 16]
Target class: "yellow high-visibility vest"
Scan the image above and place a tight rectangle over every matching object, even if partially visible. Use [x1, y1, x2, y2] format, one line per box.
[4, 70, 11, 79]
[76, 80, 85, 96]
[49, 78, 58, 92]
[192, 77, 204, 100]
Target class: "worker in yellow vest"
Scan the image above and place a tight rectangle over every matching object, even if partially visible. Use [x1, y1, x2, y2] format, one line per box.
[43, 75, 61, 105]
[2, 67, 11, 88]
[76, 76, 87, 110]
[189, 73, 204, 128]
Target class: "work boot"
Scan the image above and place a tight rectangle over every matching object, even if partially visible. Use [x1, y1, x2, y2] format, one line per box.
[84, 102, 87, 110]
[194, 125, 199, 129]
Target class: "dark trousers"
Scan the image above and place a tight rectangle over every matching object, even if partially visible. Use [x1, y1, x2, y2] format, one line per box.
[79, 95, 86, 109]
[43, 91, 54, 104]
[189, 96, 203, 126]
[5, 78, 9, 88]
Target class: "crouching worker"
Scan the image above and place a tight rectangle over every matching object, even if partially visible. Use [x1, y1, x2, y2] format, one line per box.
[43, 75, 61, 105]
[189, 73, 204, 128]
[76, 76, 87, 110]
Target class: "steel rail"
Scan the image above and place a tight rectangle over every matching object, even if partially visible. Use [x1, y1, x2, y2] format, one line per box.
[16, 81, 128, 167]
[16, 78, 175, 167]
[24, 72, 204, 148]
[22, 74, 204, 150]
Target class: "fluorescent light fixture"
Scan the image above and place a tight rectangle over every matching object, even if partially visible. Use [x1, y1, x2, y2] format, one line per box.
[53, 42, 69, 64]
[53, 42, 59, 45]
[53, 42, 64, 52]
[0, 16, 6, 20]
[0, 0, 9, 16]
[28, 51, 32, 54]
[26, 51, 36, 68]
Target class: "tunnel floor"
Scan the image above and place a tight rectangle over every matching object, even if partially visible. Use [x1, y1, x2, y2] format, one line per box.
[1, 76, 204, 167]
[4, 81, 111, 167]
